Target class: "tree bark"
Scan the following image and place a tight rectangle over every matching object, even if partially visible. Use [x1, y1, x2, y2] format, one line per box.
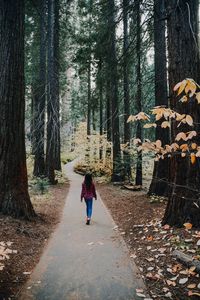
[163, 0, 200, 227]
[107, 0, 122, 181]
[123, 0, 131, 180]
[135, 0, 142, 186]
[0, 0, 35, 219]
[46, 0, 61, 183]
[33, 0, 47, 177]
[148, 0, 169, 196]
[98, 59, 103, 160]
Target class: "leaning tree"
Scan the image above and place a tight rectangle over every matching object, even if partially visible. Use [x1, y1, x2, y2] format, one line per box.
[0, 0, 35, 219]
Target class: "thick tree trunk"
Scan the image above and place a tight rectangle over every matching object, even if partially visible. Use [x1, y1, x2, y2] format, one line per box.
[33, 0, 46, 177]
[46, 0, 61, 183]
[0, 0, 35, 219]
[107, 0, 122, 181]
[163, 0, 200, 227]
[123, 0, 131, 180]
[135, 0, 142, 186]
[148, 0, 169, 196]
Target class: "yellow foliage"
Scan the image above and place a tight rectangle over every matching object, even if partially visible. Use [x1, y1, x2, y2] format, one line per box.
[190, 153, 196, 164]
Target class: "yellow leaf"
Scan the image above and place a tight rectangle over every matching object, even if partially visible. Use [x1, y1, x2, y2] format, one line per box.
[171, 143, 179, 151]
[180, 95, 188, 102]
[143, 123, 157, 129]
[155, 140, 162, 148]
[175, 132, 187, 141]
[127, 115, 134, 123]
[183, 223, 193, 230]
[191, 153, 196, 164]
[196, 92, 200, 104]
[161, 121, 170, 128]
[185, 79, 197, 96]
[166, 279, 176, 287]
[187, 284, 196, 289]
[155, 113, 163, 121]
[191, 143, 197, 150]
[176, 113, 186, 121]
[186, 115, 193, 126]
[187, 131, 197, 140]
[174, 80, 187, 95]
[180, 144, 188, 151]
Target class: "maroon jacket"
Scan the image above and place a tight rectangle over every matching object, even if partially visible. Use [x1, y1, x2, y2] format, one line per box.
[81, 182, 97, 200]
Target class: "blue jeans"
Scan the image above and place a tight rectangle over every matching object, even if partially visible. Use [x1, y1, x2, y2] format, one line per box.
[85, 198, 93, 219]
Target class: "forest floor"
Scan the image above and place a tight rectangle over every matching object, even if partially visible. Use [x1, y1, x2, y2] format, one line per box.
[97, 183, 200, 300]
[0, 181, 69, 300]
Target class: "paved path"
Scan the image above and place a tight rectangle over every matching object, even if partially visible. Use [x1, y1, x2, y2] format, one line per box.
[19, 162, 146, 300]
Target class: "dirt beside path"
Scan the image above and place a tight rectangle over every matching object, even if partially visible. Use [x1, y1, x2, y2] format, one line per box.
[98, 183, 200, 300]
[0, 182, 69, 300]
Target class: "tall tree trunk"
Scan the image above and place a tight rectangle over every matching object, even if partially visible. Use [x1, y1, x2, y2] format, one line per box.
[0, 0, 35, 219]
[54, 0, 61, 170]
[33, 0, 47, 177]
[87, 61, 91, 136]
[148, 0, 169, 195]
[163, 0, 200, 227]
[46, 0, 61, 183]
[123, 0, 131, 180]
[106, 78, 112, 142]
[98, 59, 103, 159]
[135, 0, 142, 186]
[107, 0, 122, 182]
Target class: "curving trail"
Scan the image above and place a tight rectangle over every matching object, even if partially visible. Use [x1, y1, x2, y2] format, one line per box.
[19, 161, 146, 300]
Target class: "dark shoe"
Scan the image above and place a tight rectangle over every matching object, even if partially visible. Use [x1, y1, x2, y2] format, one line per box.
[86, 219, 90, 225]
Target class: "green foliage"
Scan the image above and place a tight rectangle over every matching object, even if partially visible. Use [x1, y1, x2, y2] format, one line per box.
[31, 177, 49, 195]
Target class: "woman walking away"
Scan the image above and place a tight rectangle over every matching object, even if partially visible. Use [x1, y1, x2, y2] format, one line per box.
[81, 173, 97, 225]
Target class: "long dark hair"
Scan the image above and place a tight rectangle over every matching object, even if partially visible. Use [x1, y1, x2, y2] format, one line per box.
[85, 173, 92, 190]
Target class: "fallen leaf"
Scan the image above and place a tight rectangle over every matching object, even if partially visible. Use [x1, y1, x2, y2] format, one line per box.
[166, 280, 176, 287]
[179, 277, 188, 284]
[183, 223, 193, 230]
[187, 284, 196, 289]
[188, 291, 200, 297]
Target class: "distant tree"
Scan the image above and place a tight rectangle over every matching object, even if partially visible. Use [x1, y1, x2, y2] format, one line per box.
[33, 0, 47, 177]
[46, 0, 61, 183]
[123, 0, 131, 179]
[135, 0, 143, 186]
[107, 0, 122, 181]
[148, 0, 169, 196]
[0, 0, 35, 219]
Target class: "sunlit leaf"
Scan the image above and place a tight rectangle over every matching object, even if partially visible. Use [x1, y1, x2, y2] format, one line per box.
[175, 132, 187, 141]
[190, 153, 196, 164]
[183, 223, 193, 230]
[196, 92, 200, 104]
[180, 95, 188, 103]
[161, 121, 170, 128]
[185, 79, 197, 96]
[143, 123, 157, 129]
[186, 115, 193, 126]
